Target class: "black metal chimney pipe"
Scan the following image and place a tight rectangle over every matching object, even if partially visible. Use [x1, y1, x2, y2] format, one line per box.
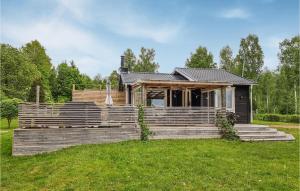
[120, 55, 125, 68]
[119, 55, 128, 73]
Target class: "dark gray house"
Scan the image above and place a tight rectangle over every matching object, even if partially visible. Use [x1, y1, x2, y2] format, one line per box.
[119, 58, 254, 124]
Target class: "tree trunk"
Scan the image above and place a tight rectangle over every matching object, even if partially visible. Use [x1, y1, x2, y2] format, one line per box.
[8, 119, 11, 129]
[294, 84, 297, 114]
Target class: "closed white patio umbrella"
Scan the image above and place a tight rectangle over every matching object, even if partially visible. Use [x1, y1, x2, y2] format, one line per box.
[105, 80, 113, 106]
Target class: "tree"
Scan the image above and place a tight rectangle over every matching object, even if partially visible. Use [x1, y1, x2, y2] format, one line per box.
[0, 98, 20, 128]
[219, 45, 235, 72]
[49, 67, 58, 101]
[185, 46, 215, 68]
[253, 69, 277, 113]
[123, 49, 136, 71]
[56, 61, 82, 102]
[277, 35, 300, 114]
[0, 44, 40, 100]
[21, 40, 53, 101]
[109, 70, 120, 89]
[235, 34, 264, 80]
[93, 74, 105, 90]
[133, 47, 159, 72]
[27, 79, 46, 103]
[80, 74, 94, 89]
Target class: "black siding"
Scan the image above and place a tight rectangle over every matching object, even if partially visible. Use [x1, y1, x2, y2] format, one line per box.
[234, 85, 250, 124]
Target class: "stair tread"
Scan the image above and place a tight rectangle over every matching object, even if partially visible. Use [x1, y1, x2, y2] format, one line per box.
[241, 134, 295, 141]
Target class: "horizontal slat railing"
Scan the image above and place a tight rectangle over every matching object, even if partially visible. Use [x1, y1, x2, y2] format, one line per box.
[144, 107, 217, 125]
[19, 102, 137, 128]
[19, 103, 219, 128]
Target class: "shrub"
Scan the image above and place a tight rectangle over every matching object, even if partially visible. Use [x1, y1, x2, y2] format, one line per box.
[0, 98, 21, 128]
[216, 111, 239, 140]
[137, 105, 152, 141]
[254, 113, 300, 123]
[226, 112, 239, 126]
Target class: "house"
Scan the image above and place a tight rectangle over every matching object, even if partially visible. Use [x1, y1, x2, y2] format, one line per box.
[119, 56, 255, 124]
[15, 57, 295, 156]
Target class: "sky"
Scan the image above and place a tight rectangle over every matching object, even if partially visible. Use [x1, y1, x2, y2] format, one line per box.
[1, 0, 299, 77]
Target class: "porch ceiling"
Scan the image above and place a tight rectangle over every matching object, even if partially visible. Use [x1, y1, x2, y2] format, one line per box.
[132, 80, 232, 89]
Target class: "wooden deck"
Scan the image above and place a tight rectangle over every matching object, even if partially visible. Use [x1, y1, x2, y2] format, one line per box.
[13, 127, 140, 156]
[14, 102, 220, 155]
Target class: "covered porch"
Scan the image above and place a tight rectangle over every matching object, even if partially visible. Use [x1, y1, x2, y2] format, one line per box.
[123, 80, 233, 125]
[125, 80, 232, 109]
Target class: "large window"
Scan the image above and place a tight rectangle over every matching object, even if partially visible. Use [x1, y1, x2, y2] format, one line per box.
[214, 87, 235, 112]
[146, 89, 166, 107]
[226, 88, 233, 110]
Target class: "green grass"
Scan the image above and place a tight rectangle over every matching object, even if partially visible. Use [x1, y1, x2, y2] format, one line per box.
[0, 118, 18, 130]
[253, 119, 299, 126]
[1, 122, 299, 190]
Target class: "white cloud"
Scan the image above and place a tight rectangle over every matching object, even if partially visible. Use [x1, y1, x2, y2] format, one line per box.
[220, 8, 250, 19]
[56, 0, 91, 22]
[2, 18, 118, 77]
[264, 56, 278, 69]
[101, 17, 182, 43]
[56, 0, 183, 43]
[1, 0, 184, 76]
[265, 36, 283, 49]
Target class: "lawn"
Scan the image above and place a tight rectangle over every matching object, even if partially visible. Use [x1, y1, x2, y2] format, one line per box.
[253, 119, 299, 128]
[1, 120, 299, 191]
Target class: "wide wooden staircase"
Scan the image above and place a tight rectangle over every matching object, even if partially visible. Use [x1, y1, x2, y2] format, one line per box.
[235, 124, 295, 141]
[144, 107, 221, 139]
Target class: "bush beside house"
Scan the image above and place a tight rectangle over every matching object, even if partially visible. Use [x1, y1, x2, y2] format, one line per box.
[255, 113, 300, 123]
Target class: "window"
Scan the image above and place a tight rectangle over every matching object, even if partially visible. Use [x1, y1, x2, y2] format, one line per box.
[226, 87, 235, 111]
[214, 89, 221, 108]
[214, 87, 235, 112]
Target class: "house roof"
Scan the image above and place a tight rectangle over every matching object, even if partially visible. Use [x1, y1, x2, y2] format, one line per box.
[120, 72, 188, 84]
[174, 68, 254, 85]
[120, 68, 254, 85]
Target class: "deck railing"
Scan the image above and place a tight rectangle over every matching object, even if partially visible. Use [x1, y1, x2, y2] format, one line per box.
[18, 102, 221, 128]
[18, 102, 137, 128]
[144, 107, 219, 125]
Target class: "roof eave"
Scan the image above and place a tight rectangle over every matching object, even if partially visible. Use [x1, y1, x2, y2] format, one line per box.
[173, 68, 195, 82]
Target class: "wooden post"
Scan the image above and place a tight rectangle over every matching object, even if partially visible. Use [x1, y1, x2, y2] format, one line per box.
[170, 87, 173, 107]
[185, 88, 188, 107]
[189, 89, 192, 107]
[208, 91, 210, 123]
[36, 85, 40, 105]
[72, 84, 75, 91]
[132, 87, 135, 106]
[164, 89, 168, 108]
[125, 84, 128, 105]
[142, 85, 147, 106]
[182, 90, 184, 107]
[221, 87, 226, 117]
[250, 85, 253, 123]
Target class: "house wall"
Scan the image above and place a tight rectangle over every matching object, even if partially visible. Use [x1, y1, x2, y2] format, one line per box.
[234, 85, 251, 124]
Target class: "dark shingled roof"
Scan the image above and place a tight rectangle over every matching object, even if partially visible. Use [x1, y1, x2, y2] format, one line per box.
[174, 68, 254, 85]
[120, 68, 254, 85]
[121, 72, 188, 84]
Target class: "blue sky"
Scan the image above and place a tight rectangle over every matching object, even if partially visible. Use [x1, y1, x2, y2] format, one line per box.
[1, 0, 299, 77]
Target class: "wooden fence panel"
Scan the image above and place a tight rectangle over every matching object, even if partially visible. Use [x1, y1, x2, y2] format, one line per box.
[19, 102, 137, 128]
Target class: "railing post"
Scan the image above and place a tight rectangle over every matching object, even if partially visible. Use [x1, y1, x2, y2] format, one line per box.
[36, 85, 40, 106]
[208, 91, 210, 124]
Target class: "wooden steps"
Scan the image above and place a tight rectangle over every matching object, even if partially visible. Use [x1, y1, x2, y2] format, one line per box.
[149, 126, 221, 140]
[235, 124, 295, 141]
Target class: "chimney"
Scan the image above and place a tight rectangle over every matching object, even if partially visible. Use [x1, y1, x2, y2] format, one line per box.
[119, 55, 128, 73]
[121, 55, 125, 68]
